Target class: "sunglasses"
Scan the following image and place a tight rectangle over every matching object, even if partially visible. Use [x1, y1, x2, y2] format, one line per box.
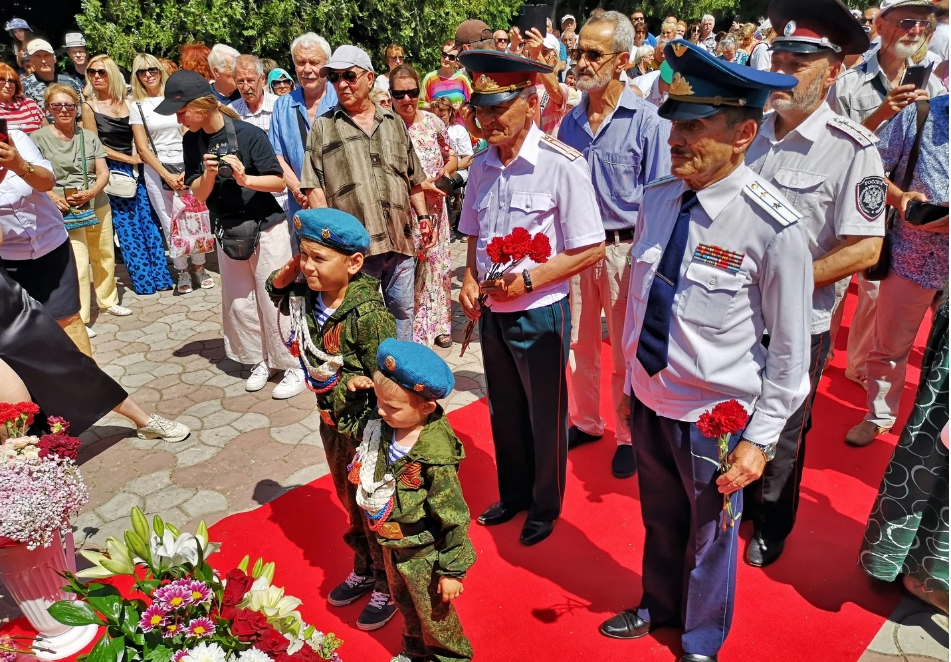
[496, 38, 510, 43]
[87, 68, 108, 77]
[569, 48, 621, 63]
[326, 69, 364, 84]
[390, 55, 405, 62]
[632, 16, 645, 22]
[136, 67, 160, 77]
[441, 51, 458, 60]
[49, 102, 77, 111]
[895, 18, 931, 29]
[391, 88, 420, 100]
[272, 79, 292, 87]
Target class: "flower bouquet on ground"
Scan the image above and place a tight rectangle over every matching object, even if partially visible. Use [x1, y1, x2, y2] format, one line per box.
[459, 227, 552, 356]
[48, 508, 344, 662]
[697, 400, 750, 531]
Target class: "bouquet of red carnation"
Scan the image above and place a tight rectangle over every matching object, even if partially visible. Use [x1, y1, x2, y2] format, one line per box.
[697, 399, 749, 531]
[460, 228, 552, 356]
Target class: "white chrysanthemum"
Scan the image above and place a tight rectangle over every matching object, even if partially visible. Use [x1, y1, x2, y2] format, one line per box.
[183, 642, 227, 662]
[235, 648, 271, 662]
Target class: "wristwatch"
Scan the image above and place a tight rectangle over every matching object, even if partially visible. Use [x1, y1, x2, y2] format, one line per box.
[417, 214, 433, 221]
[522, 269, 534, 293]
[745, 439, 776, 462]
[17, 161, 35, 177]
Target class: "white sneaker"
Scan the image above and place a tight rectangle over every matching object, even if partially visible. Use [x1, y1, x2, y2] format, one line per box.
[136, 414, 190, 443]
[245, 361, 273, 392]
[86, 325, 97, 338]
[272, 368, 306, 400]
[105, 303, 132, 316]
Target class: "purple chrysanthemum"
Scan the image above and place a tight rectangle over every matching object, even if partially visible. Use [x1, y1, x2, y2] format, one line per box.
[182, 580, 212, 605]
[186, 617, 216, 639]
[139, 604, 168, 633]
[163, 621, 185, 638]
[171, 651, 189, 662]
[154, 584, 192, 610]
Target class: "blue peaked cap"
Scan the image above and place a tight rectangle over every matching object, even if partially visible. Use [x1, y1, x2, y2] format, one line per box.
[376, 338, 455, 401]
[293, 208, 370, 255]
[658, 40, 797, 121]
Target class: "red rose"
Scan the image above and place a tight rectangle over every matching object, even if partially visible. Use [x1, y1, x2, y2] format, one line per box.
[529, 233, 552, 264]
[291, 645, 321, 662]
[230, 608, 270, 642]
[220, 569, 254, 621]
[275, 654, 296, 662]
[696, 400, 749, 438]
[256, 627, 290, 655]
[486, 237, 507, 265]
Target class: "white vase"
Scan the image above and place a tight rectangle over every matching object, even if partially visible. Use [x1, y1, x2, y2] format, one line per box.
[0, 530, 98, 660]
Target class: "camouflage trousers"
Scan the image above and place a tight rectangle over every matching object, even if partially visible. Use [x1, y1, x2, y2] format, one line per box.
[320, 423, 388, 593]
[384, 545, 473, 661]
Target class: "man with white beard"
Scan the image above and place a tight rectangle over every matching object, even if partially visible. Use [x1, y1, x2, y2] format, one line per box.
[742, 0, 887, 568]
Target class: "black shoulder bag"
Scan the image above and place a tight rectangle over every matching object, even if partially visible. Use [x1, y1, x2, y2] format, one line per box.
[212, 116, 262, 261]
[864, 98, 930, 281]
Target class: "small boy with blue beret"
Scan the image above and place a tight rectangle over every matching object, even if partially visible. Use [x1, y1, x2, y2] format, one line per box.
[349, 339, 475, 662]
[267, 208, 398, 630]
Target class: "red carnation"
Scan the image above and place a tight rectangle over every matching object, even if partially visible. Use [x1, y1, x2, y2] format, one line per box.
[697, 400, 749, 439]
[503, 227, 532, 262]
[220, 569, 254, 621]
[37, 433, 81, 460]
[230, 608, 270, 641]
[529, 233, 552, 264]
[486, 236, 507, 265]
[256, 627, 291, 655]
[46, 416, 70, 434]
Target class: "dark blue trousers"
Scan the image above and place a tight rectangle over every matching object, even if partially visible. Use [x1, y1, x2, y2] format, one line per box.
[631, 395, 741, 657]
[479, 299, 571, 522]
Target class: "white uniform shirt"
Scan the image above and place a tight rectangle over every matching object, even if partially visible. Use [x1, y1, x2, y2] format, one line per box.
[0, 130, 68, 261]
[746, 102, 886, 334]
[621, 165, 812, 445]
[458, 122, 604, 313]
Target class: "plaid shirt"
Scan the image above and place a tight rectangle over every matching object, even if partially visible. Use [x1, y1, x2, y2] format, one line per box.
[232, 92, 287, 210]
[21, 72, 84, 122]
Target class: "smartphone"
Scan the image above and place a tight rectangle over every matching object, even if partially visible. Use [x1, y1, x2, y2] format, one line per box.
[906, 200, 948, 226]
[0, 118, 8, 146]
[516, 4, 550, 41]
[900, 63, 933, 90]
[63, 186, 90, 211]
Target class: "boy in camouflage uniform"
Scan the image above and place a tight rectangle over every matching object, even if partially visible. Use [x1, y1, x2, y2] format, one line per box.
[267, 208, 397, 630]
[350, 338, 475, 662]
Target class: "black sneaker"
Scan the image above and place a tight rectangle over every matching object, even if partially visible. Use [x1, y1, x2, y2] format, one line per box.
[357, 591, 398, 631]
[611, 445, 637, 479]
[568, 425, 602, 450]
[327, 572, 374, 606]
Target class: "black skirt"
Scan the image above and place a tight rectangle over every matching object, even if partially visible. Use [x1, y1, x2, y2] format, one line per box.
[0, 267, 127, 435]
[1, 239, 81, 320]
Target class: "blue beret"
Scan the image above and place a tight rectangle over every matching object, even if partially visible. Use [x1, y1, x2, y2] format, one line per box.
[659, 40, 797, 121]
[293, 208, 370, 255]
[376, 339, 455, 401]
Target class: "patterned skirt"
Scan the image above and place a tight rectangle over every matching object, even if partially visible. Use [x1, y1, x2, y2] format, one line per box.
[859, 298, 949, 592]
[107, 159, 173, 295]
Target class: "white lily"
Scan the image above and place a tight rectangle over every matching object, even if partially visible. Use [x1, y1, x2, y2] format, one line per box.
[239, 583, 302, 626]
[150, 531, 201, 566]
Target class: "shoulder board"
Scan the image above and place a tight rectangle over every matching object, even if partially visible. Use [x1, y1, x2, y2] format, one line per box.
[827, 114, 878, 147]
[540, 134, 583, 161]
[645, 174, 678, 189]
[743, 178, 802, 227]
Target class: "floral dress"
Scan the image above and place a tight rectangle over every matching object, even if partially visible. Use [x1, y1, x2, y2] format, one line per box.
[405, 111, 456, 346]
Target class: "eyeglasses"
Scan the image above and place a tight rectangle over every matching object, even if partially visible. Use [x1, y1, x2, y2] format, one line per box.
[569, 48, 621, 63]
[895, 18, 931, 29]
[441, 51, 458, 60]
[136, 67, 160, 77]
[0, 78, 16, 86]
[632, 16, 645, 22]
[391, 88, 420, 100]
[390, 55, 405, 62]
[378, 98, 392, 107]
[49, 103, 77, 111]
[87, 68, 108, 78]
[326, 69, 364, 84]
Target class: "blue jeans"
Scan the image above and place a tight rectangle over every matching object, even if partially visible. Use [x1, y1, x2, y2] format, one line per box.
[362, 251, 414, 341]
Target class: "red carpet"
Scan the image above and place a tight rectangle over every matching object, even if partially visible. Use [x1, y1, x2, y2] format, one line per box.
[3, 289, 932, 661]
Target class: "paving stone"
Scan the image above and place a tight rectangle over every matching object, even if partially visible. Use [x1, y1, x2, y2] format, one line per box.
[114, 352, 147, 367]
[182, 399, 225, 419]
[120, 373, 157, 389]
[96, 492, 145, 522]
[151, 507, 189, 529]
[181, 490, 229, 518]
[73, 511, 104, 538]
[145, 485, 196, 513]
[199, 409, 242, 429]
[181, 369, 216, 385]
[231, 412, 271, 432]
[281, 462, 329, 488]
[199, 425, 241, 448]
[175, 443, 222, 468]
[271, 422, 309, 445]
[123, 470, 172, 496]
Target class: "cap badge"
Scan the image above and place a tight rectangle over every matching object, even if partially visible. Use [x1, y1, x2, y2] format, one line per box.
[669, 73, 694, 96]
[385, 356, 397, 371]
[322, 228, 331, 239]
[784, 20, 796, 36]
[293, 216, 302, 230]
[414, 384, 425, 392]
[671, 43, 688, 57]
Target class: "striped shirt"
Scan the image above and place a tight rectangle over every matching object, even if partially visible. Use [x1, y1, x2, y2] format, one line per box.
[0, 97, 45, 134]
[421, 70, 472, 106]
[312, 295, 336, 330]
[388, 437, 413, 464]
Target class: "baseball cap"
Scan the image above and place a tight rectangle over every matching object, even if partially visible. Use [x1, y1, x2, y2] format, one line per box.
[561, 14, 576, 24]
[63, 32, 86, 48]
[154, 70, 214, 115]
[455, 19, 492, 46]
[880, 0, 935, 15]
[26, 39, 54, 56]
[543, 34, 560, 51]
[5, 18, 31, 32]
[319, 45, 374, 77]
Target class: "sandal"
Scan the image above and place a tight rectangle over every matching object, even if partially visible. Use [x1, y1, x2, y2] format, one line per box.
[194, 266, 215, 289]
[434, 334, 452, 349]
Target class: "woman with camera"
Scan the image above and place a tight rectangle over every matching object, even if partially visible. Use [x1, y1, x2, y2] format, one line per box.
[156, 70, 304, 400]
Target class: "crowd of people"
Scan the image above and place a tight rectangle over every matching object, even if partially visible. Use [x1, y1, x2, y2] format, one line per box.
[0, 0, 949, 660]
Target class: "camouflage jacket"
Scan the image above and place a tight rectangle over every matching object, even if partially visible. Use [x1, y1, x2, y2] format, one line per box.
[265, 271, 396, 439]
[373, 408, 476, 578]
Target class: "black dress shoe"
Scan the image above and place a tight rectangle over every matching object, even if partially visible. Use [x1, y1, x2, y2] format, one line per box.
[611, 444, 637, 478]
[598, 609, 650, 639]
[568, 425, 602, 450]
[745, 532, 785, 567]
[477, 501, 524, 526]
[519, 518, 554, 545]
[681, 655, 717, 662]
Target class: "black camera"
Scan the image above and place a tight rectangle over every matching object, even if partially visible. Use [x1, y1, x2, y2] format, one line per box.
[212, 145, 239, 178]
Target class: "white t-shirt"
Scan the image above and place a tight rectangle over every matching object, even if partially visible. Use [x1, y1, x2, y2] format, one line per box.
[629, 70, 661, 95]
[446, 124, 474, 159]
[129, 97, 185, 164]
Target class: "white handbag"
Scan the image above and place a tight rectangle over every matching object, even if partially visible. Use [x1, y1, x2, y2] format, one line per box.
[104, 169, 137, 198]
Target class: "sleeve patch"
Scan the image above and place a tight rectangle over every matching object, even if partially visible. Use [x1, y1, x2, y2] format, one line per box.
[856, 176, 886, 220]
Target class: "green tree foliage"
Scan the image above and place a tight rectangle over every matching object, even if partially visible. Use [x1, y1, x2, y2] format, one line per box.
[77, 0, 524, 73]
